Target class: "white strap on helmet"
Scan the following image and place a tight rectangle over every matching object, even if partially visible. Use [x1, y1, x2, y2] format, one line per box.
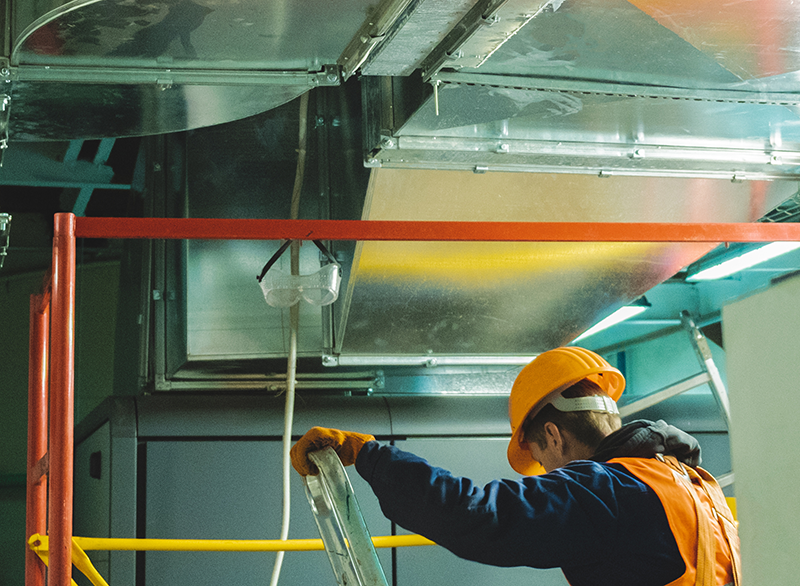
[549, 394, 619, 415]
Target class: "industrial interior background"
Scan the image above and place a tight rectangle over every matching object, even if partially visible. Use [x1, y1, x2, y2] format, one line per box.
[1, 1, 800, 585]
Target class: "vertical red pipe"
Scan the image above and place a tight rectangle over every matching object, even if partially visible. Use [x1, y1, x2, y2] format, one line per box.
[26, 294, 49, 586]
[48, 213, 76, 586]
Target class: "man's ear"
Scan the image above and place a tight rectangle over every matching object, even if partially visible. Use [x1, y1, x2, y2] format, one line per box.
[542, 421, 563, 450]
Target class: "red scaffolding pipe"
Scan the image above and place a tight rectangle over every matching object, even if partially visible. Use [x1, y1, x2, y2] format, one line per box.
[26, 294, 49, 586]
[47, 214, 76, 586]
[75, 216, 800, 242]
[29, 212, 800, 586]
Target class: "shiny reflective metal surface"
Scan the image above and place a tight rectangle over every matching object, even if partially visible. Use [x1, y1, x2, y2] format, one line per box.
[186, 239, 327, 360]
[627, 0, 800, 82]
[9, 82, 308, 140]
[6, 0, 800, 362]
[379, 81, 800, 179]
[446, 0, 742, 84]
[363, 0, 800, 179]
[337, 169, 792, 356]
[354, 0, 481, 77]
[172, 87, 367, 364]
[11, 0, 369, 68]
[5, 0, 370, 138]
[420, 0, 555, 78]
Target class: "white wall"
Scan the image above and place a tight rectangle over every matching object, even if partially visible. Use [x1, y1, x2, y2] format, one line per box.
[723, 273, 800, 584]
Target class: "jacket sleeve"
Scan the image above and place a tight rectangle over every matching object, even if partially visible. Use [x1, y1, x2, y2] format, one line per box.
[355, 441, 651, 569]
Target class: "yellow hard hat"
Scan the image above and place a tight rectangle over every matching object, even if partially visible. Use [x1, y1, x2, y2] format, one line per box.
[507, 346, 625, 476]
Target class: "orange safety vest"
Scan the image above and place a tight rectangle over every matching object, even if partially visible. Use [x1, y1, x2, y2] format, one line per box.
[610, 455, 741, 586]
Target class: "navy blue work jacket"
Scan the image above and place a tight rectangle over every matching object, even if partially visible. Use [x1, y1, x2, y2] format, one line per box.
[356, 442, 684, 586]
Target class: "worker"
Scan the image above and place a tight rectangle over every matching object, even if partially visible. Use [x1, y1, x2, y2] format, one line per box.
[291, 346, 740, 586]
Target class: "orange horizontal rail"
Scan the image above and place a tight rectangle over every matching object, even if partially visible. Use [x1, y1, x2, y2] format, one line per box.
[75, 217, 800, 242]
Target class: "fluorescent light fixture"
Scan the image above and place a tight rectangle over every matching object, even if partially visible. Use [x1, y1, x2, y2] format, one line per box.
[687, 241, 800, 281]
[573, 297, 651, 342]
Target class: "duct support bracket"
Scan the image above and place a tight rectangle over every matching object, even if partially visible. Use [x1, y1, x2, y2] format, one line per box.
[431, 71, 800, 106]
[153, 372, 385, 394]
[421, 0, 558, 78]
[338, 0, 416, 80]
[418, 0, 507, 80]
[3, 62, 342, 87]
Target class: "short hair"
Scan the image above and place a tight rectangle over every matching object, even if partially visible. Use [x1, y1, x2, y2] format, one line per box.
[523, 379, 622, 453]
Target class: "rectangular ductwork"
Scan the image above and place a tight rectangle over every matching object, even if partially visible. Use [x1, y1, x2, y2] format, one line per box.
[335, 168, 788, 357]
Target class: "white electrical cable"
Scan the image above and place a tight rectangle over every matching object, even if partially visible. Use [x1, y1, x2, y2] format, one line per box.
[269, 90, 308, 586]
[269, 301, 298, 586]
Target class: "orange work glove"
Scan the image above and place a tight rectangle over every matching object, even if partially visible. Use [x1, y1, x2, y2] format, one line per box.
[290, 426, 376, 476]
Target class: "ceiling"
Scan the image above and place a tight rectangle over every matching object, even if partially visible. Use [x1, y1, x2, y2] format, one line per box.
[2, 0, 800, 366]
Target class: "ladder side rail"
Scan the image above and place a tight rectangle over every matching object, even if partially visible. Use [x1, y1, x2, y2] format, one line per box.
[681, 311, 732, 429]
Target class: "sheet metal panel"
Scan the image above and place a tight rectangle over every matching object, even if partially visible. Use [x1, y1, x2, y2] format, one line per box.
[628, 0, 800, 81]
[12, 0, 368, 69]
[337, 170, 783, 356]
[375, 0, 800, 178]
[178, 92, 367, 362]
[135, 395, 393, 438]
[6, 0, 366, 139]
[460, 0, 740, 85]
[9, 82, 309, 141]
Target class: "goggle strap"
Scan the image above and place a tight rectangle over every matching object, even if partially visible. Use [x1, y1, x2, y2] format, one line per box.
[549, 394, 619, 415]
[256, 239, 294, 283]
[312, 239, 338, 266]
[257, 239, 339, 283]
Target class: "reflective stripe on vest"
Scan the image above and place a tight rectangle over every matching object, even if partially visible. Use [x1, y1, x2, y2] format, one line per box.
[609, 456, 741, 586]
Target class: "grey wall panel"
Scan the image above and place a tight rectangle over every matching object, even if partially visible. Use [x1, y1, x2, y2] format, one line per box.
[386, 395, 512, 437]
[136, 395, 393, 438]
[394, 437, 569, 586]
[143, 440, 392, 586]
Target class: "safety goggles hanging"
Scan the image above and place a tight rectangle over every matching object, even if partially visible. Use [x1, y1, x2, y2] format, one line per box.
[256, 240, 342, 308]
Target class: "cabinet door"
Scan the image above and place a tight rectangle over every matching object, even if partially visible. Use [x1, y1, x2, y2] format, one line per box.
[394, 437, 568, 586]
